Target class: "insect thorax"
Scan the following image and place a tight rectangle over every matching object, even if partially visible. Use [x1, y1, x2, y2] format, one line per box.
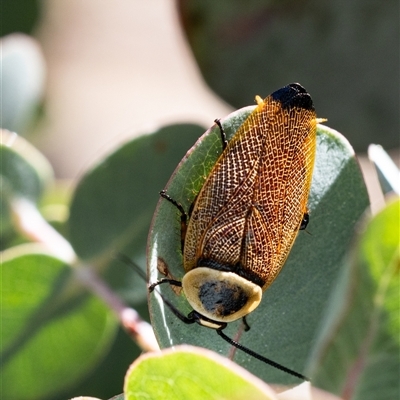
[182, 267, 262, 324]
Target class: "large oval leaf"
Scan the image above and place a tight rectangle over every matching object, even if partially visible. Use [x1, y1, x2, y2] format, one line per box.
[307, 199, 400, 399]
[1, 129, 53, 205]
[147, 106, 369, 384]
[124, 346, 277, 400]
[1, 129, 53, 243]
[68, 124, 205, 262]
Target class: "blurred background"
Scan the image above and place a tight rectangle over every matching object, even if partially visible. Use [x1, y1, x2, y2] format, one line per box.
[2, 0, 399, 398]
[3, 0, 231, 179]
[2, 1, 399, 179]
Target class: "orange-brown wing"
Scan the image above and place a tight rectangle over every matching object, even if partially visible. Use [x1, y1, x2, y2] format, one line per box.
[243, 98, 317, 289]
[183, 84, 317, 291]
[183, 113, 262, 271]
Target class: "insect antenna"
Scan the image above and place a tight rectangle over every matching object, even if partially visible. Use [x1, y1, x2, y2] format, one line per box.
[115, 253, 194, 325]
[115, 252, 147, 281]
[216, 329, 310, 381]
[116, 253, 310, 381]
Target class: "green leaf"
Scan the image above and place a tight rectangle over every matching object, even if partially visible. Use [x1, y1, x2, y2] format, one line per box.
[147, 106, 370, 385]
[1, 130, 53, 240]
[307, 199, 400, 399]
[1, 130, 53, 204]
[1, 34, 45, 134]
[1, 245, 117, 400]
[68, 124, 205, 262]
[124, 346, 277, 400]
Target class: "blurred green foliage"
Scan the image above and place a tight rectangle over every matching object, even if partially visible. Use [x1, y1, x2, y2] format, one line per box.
[177, 0, 400, 152]
[1, 0, 40, 35]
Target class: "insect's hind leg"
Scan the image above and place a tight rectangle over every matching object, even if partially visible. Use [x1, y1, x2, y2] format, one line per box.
[159, 190, 188, 252]
[214, 119, 228, 151]
[160, 190, 186, 217]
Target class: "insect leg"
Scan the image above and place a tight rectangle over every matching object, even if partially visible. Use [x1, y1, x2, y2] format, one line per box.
[242, 316, 250, 332]
[148, 278, 182, 292]
[214, 118, 228, 151]
[155, 289, 196, 325]
[116, 253, 182, 294]
[299, 212, 309, 230]
[160, 190, 188, 252]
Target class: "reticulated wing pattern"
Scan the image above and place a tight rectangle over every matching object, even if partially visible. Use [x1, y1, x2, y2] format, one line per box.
[184, 88, 317, 290]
